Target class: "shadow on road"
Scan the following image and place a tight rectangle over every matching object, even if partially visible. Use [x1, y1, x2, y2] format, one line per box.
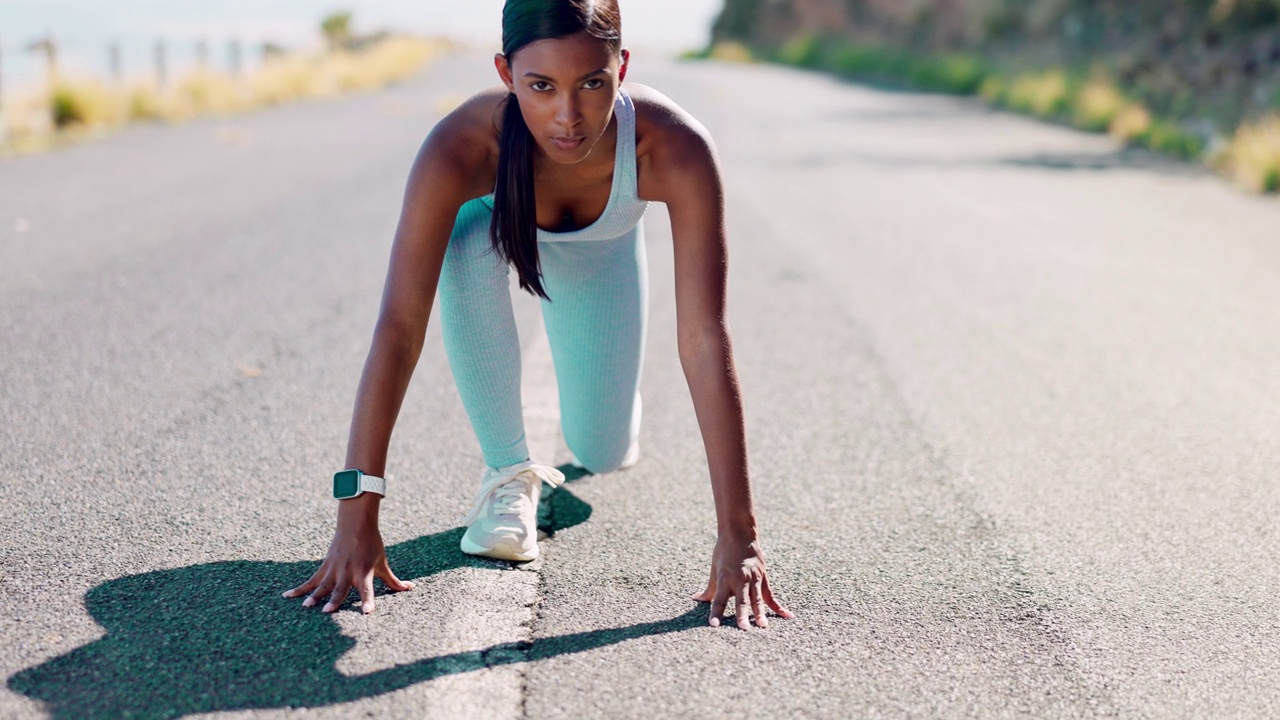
[776, 146, 1200, 175]
[994, 148, 1206, 174]
[9, 471, 701, 719]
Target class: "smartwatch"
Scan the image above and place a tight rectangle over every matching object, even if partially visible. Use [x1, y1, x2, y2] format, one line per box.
[332, 469, 386, 500]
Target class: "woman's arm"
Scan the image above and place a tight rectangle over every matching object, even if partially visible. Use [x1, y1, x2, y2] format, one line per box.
[644, 101, 792, 630]
[284, 101, 497, 614]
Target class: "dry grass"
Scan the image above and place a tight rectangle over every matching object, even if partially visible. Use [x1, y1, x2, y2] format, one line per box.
[1223, 115, 1280, 192]
[978, 76, 1006, 102]
[1, 93, 58, 153]
[1108, 104, 1153, 142]
[1074, 78, 1128, 132]
[0, 36, 442, 156]
[1005, 70, 1071, 118]
[709, 41, 755, 64]
[52, 80, 132, 126]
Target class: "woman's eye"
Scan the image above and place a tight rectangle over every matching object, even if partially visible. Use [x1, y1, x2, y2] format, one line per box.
[531, 81, 552, 91]
[584, 79, 605, 89]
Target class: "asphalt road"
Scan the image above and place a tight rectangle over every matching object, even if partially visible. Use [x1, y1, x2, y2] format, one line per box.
[2, 51, 1279, 719]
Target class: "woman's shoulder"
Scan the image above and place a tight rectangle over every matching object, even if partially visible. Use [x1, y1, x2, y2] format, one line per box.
[627, 83, 709, 142]
[406, 87, 507, 200]
[424, 86, 508, 169]
[626, 83, 719, 199]
[627, 82, 715, 159]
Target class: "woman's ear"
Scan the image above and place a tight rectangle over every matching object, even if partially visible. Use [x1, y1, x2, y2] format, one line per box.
[495, 53, 515, 92]
[619, 48, 630, 83]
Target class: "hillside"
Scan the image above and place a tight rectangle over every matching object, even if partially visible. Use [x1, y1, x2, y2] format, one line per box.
[713, 0, 1280, 132]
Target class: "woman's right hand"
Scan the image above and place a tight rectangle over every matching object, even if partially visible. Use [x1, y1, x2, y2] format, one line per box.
[282, 495, 414, 614]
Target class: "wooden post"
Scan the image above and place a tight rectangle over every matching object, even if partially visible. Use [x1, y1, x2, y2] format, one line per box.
[261, 42, 285, 64]
[43, 37, 58, 86]
[195, 39, 209, 70]
[24, 36, 58, 129]
[154, 40, 167, 91]
[228, 39, 242, 77]
[108, 43, 122, 84]
[0, 40, 7, 144]
[27, 36, 59, 90]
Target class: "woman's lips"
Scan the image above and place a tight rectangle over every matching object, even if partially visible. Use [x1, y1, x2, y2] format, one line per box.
[552, 136, 586, 151]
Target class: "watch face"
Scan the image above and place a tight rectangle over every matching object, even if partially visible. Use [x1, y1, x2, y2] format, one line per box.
[333, 470, 361, 499]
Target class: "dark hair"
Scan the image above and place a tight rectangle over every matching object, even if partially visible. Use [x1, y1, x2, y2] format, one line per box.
[493, 0, 623, 299]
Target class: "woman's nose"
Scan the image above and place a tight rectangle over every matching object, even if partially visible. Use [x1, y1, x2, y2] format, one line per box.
[556, 93, 582, 127]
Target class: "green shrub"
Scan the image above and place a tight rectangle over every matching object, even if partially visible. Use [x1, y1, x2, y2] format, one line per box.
[908, 55, 987, 94]
[979, 76, 1007, 103]
[1004, 71, 1070, 117]
[777, 35, 824, 68]
[1264, 167, 1280, 192]
[51, 86, 88, 127]
[821, 43, 985, 94]
[947, 56, 988, 93]
[880, 51, 914, 78]
[49, 82, 123, 127]
[827, 44, 890, 75]
[1141, 121, 1205, 159]
[1223, 114, 1280, 191]
[1073, 79, 1127, 131]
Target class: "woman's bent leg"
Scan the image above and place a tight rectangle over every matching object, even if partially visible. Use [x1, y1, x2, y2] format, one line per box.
[438, 199, 529, 469]
[539, 224, 648, 473]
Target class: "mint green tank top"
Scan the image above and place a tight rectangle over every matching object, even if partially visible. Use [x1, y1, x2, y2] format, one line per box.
[481, 87, 649, 243]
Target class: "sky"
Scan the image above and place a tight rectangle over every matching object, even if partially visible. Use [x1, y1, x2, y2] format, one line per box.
[0, 0, 725, 90]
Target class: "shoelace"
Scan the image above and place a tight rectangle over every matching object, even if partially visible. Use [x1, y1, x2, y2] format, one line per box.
[462, 462, 566, 527]
[490, 479, 532, 515]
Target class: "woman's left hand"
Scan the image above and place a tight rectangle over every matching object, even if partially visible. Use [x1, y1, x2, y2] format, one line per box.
[693, 529, 793, 629]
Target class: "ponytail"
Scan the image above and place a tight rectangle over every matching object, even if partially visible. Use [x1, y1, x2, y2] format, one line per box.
[493, 0, 623, 300]
[490, 94, 548, 299]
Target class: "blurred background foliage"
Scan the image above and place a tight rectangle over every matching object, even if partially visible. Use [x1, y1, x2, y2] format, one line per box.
[706, 0, 1280, 192]
[1, 12, 444, 156]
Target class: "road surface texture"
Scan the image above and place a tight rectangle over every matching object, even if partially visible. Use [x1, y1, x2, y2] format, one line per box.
[2, 52, 1278, 719]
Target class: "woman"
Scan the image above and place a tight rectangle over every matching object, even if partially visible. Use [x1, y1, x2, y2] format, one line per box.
[284, 0, 791, 630]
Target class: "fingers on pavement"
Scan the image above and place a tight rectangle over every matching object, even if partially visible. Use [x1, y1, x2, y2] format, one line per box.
[752, 580, 768, 628]
[692, 567, 717, 602]
[736, 583, 752, 630]
[283, 567, 326, 599]
[377, 563, 415, 593]
[692, 586, 714, 603]
[708, 583, 731, 627]
[763, 573, 793, 619]
[322, 579, 351, 613]
[358, 575, 376, 614]
[303, 577, 335, 608]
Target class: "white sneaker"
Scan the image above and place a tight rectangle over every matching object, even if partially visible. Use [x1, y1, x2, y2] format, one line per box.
[460, 461, 565, 561]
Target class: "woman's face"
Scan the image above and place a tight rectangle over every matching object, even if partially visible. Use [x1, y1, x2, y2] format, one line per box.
[497, 31, 628, 166]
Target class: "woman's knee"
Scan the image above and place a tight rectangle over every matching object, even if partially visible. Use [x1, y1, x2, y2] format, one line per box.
[562, 392, 641, 473]
[567, 436, 633, 474]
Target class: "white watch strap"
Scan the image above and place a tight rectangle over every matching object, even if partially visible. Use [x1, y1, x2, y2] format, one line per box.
[360, 474, 386, 496]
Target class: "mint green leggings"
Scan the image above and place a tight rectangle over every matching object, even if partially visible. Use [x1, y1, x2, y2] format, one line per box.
[438, 198, 647, 473]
